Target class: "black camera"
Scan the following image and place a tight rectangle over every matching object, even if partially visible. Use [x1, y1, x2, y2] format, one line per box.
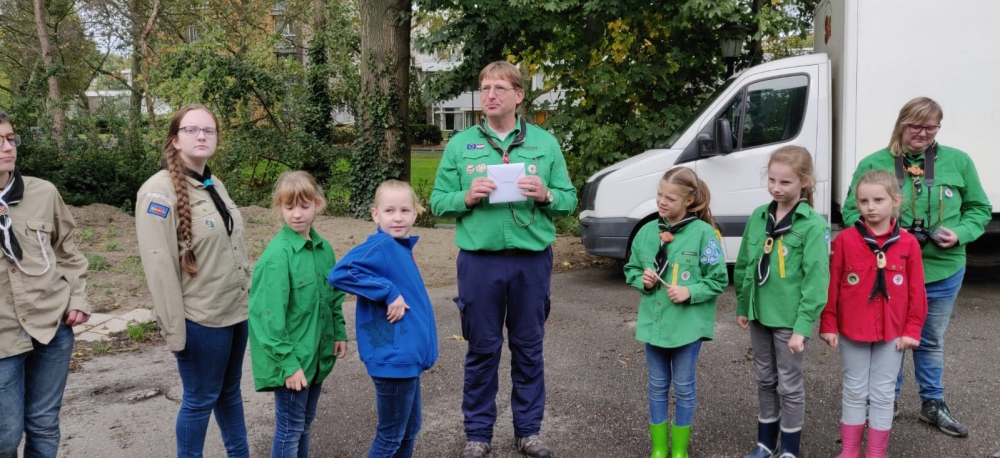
[907, 217, 930, 248]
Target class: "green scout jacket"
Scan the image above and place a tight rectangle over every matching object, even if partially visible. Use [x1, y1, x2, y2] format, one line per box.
[430, 116, 578, 251]
[842, 146, 992, 283]
[734, 203, 830, 336]
[624, 219, 728, 348]
[248, 225, 347, 391]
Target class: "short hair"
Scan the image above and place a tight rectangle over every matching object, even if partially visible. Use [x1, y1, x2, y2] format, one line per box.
[0, 111, 10, 126]
[371, 180, 425, 215]
[271, 171, 327, 223]
[888, 97, 943, 157]
[854, 169, 902, 219]
[479, 61, 524, 91]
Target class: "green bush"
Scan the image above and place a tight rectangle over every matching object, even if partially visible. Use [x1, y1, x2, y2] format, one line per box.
[410, 124, 443, 145]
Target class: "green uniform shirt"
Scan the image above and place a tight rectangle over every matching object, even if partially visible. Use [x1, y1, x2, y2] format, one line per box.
[430, 117, 578, 251]
[842, 146, 992, 283]
[624, 219, 728, 348]
[248, 225, 347, 391]
[734, 203, 830, 336]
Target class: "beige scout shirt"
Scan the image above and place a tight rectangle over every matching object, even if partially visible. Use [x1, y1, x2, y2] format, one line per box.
[0, 177, 90, 359]
[136, 170, 250, 351]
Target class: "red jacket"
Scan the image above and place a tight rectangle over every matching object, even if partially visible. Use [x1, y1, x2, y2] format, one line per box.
[820, 223, 927, 342]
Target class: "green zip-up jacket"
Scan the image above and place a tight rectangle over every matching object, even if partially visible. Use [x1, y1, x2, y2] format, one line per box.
[734, 203, 831, 336]
[624, 219, 728, 348]
[430, 117, 578, 251]
[248, 225, 347, 391]
[842, 145, 991, 283]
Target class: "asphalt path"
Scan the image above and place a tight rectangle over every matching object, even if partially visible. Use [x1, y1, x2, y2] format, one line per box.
[58, 266, 999, 457]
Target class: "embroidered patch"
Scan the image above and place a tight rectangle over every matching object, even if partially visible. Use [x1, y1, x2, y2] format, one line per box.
[893, 274, 904, 285]
[527, 164, 538, 174]
[0, 205, 7, 216]
[681, 271, 691, 281]
[824, 231, 831, 243]
[944, 188, 953, 198]
[205, 218, 217, 229]
[476, 163, 487, 173]
[147, 202, 170, 218]
[700, 239, 721, 265]
[781, 245, 789, 256]
[466, 143, 483, 150]
[847, 273, 860, 285]
[466, 164, 475, 175]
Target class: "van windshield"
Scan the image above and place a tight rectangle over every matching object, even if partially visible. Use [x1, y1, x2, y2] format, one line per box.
[657, 78, 735, 149]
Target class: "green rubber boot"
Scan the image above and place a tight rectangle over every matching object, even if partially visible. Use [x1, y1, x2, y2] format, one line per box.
[670, 424, 692, 458]
[650, 422, 668, 458]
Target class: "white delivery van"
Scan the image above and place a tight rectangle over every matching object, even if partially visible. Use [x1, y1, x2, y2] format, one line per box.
[579, 0, 1000, 265]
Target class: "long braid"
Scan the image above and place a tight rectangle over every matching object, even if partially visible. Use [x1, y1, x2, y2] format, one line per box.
[165, 148, 197, 276]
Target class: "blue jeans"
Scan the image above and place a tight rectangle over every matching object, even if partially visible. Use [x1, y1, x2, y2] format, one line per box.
[271, 381, 323, 458]
[896, 267, 964, 402]
[645, 341, 702, 427]
[174, 320, 249, 458]
[368, 376, 421, 458]
[0, 323, 74, 458]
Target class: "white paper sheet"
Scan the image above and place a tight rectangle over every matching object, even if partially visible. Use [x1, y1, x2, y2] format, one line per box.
[486, 163, 527, 203]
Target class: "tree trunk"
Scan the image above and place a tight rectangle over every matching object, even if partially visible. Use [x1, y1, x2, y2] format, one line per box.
[140, 0, 161, 130]
[351, 0, 411, 216]
[33, 0, 63, 139]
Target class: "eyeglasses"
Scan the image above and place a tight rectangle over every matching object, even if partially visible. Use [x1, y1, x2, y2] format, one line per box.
[480, 85, 515, 96]
[907, 124, 940, 134]
[179, 126, 219, 137]
[0, 133, 21, 147]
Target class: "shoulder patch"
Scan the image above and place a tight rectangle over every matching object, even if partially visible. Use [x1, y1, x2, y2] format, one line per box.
[700, 238, 722, 265]
[147, 202, 170, 218]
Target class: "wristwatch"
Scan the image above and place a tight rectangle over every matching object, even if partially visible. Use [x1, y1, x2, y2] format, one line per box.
[544, 190, 554, 204]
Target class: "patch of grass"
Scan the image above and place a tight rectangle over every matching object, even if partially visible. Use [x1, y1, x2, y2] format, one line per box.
[411, 153, 442, 190]
[111, 256, 143, 275]
[85, 252, 108, 271]
[105, 241, 119, 251]
[104, 228, 117, 237]
[125, 321, 158, 342]
[80, 227, 95, 242]
[91, 340, 111, 356]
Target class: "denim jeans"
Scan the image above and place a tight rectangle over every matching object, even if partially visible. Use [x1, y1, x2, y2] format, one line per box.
[173, 320, 249, 458]
[271, 381, 323, 458]
[896, 267, 964, 402]
[645, 341, 702, 427]
[368, 376, 421, 458]
[0, 323, 74, 458]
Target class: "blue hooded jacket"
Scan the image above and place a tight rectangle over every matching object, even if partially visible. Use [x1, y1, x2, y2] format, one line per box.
[327, 228, 438, 378]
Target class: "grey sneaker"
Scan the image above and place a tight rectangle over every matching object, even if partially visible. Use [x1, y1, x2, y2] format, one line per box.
[919, 399, 969, 438]
[515, 435, 552, 458]
[460, 441, 491, 458]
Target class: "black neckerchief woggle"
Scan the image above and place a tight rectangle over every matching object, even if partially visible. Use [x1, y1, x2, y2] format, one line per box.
[477, 117, 527, 164]
[186, 166, 234, 236]
[478, 117, 535, 227]
[854, 219, 901, 302]
[653, 214, 698, 287]
[0, 169, 25, 261]
[756, 199, 803, 286]
[894, 142, 937, 226]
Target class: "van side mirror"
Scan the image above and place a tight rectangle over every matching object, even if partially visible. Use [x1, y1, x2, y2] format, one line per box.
[716, 118, 734, 154]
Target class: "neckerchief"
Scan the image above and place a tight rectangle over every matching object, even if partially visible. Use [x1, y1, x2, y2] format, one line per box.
[756, 200, 803, 286]
[186, 166, 234, 236]
[0, 170, 25, 261]
[477, 117, 527, 164]
[654, 214, 698, 283]
[854, 219, 901, 302]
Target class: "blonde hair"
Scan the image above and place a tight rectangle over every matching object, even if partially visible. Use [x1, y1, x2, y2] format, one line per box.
[479, 61, 525, 91]
[370, 180, 426, 216]
[768, 146, 817, 207]
[660, 167, 716, 228]
[855, 169, 902, 219]
[271, 171, 327, 223]
[888, 97, 943, 157]
[162, 104, 219, 277]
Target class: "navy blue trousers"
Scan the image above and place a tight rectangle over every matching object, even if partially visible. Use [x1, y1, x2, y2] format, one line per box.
[456, 248, 552, 444]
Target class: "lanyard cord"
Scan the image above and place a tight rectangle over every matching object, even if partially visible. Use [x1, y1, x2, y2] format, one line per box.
[895, 143, 939, 226]
[478, 118, 536, 227]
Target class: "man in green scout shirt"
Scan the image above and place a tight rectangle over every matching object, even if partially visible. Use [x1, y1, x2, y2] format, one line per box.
[430, 61, 577, 458]
[842, 97, 991, 438]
